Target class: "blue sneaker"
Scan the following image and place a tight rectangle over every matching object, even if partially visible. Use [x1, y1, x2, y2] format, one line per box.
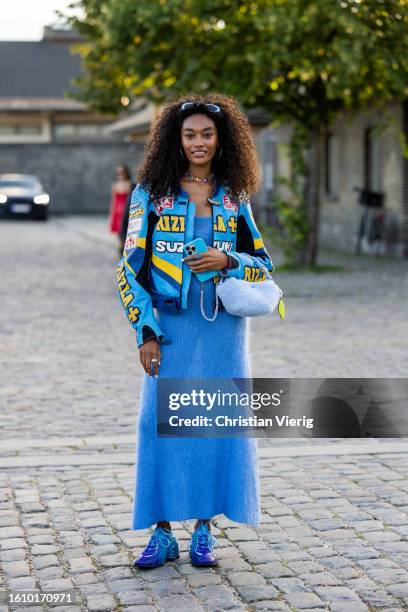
[132, 527, 179, 569]
[189, 521, 218, 567]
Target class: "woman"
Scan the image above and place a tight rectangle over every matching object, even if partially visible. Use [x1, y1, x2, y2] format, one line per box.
[116, 93, 274, 569]
[119, 173, 137, 253]
[108, 163, 132, 251]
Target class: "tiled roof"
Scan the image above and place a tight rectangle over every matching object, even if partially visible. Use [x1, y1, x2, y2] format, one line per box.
[0, 40, 82, 99]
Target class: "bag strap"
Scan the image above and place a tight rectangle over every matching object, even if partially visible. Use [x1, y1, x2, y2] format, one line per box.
[200, 283, 219, 321]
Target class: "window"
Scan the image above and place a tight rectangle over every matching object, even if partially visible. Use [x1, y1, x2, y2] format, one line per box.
[54, 123, 107, 139]
[324, 131, 339, 197]
[0, 179, 40, 189]
[0, 121, 49, 143]
[364, 126, 382, 192]
[0, 123, 43, 135]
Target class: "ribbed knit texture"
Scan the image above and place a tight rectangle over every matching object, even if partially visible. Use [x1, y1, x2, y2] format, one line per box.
[132, 216, 260, 529]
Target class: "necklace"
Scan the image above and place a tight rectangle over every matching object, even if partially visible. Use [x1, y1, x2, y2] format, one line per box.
[184, 171, 214, 184]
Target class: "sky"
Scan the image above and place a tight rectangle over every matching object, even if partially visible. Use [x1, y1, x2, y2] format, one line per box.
[0, 0, 81, 40]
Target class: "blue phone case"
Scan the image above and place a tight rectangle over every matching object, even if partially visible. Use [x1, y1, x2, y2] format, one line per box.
[183, 238, 218, 282]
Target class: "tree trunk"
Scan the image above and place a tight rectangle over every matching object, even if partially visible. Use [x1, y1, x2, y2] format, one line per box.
[299, 125, 323, 266]
[403, 100, 408, 258]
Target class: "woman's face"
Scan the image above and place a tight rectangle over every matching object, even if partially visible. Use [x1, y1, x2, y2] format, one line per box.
[116, 166, 127, 180]
[180, 114, 218, 167]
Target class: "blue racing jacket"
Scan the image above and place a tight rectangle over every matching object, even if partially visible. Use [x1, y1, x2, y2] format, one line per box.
[116, 180, 274, 347]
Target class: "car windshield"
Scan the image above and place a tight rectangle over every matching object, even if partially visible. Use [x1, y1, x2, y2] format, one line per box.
[0, 179, 39, 189]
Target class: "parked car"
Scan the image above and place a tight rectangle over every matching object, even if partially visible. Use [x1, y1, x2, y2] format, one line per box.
[0, 174, 50, 220]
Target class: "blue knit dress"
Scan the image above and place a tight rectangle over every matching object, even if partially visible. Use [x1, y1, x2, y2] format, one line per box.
[132, 215, 260, 529]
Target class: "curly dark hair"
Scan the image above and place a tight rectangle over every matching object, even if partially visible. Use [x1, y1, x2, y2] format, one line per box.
[137, 92, 260, 200]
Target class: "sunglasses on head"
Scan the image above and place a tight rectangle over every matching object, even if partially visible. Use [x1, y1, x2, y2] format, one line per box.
[179, 101, 221, 113]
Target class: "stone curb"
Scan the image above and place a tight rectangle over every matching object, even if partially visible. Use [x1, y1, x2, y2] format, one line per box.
[1, 440, 407, 468]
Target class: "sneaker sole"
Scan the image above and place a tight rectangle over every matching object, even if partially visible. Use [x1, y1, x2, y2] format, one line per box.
[189, 556, 218, 567]
[132, 554, 180, 569]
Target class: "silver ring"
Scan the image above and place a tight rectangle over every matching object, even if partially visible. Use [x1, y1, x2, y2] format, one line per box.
[151, 358, 158, 363]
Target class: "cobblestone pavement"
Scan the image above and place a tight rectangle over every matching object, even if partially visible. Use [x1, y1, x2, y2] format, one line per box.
[1, 216, 408, 612]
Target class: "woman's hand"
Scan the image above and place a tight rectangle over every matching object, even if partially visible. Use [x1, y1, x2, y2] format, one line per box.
[139, 338, 161, 377]
[183, 247, 228, 272]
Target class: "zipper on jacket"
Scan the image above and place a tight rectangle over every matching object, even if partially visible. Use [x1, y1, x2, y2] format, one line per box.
[181, 182, 219, 310]
[181, 194, 194, 310]
[210, 199, 217, 313]
[180, 199, 185, 310]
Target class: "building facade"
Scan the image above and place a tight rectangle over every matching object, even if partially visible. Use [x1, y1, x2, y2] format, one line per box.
[0, 26, 142, 214]
[1, 26, 406, 257]
[252, 104, 407, 258]
[319, 101, 406, 258]
[109, 100, 408, 258]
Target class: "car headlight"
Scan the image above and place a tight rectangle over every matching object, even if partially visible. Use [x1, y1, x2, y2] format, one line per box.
[0, 194, 7, 204]
[33, 194, 50, 205]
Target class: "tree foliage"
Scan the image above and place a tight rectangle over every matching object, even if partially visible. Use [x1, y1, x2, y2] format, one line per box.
[64, 0, 408, 264]
[65, 0, 408, 122]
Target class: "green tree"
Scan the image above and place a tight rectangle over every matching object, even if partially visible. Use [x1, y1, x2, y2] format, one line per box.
[65, 0, 408, 264]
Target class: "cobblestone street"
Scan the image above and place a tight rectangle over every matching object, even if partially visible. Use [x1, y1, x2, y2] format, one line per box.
[1, 216, 408, 612]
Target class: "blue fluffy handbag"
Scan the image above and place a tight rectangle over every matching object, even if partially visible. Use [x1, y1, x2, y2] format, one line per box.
[199, 272, 285, 321]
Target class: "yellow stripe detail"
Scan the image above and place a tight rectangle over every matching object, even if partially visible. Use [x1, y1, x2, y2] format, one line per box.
[151, 253, 182, 284]
[254, 237, 264, 250]
[136, 237, 146, 248]
[124, 260, 137, 277]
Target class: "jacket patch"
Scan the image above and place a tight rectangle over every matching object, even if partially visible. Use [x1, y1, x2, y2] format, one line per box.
[154, 195, 174, 214]
[156, 214, 185, 233]
[223, 195, 238, 212]
[127, 306, 141, 323]
[214, 240, 233, 251]
[117, 262, 135, 309]
[155, 240, 184, 253]
[227, 217, 237, 233]
[129, 207, 144, 219]
[243, 266, 267, 282]
[128, 218, 142, 233]
[214, 214, 237, 233]
[130, 201, 143, 210]
[214, 215, 227, 232]
[125, 233, 138, 250]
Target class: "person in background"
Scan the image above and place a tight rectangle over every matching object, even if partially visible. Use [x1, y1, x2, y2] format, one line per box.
[108, 163, 132, 253]
[119, 171, 137, 254]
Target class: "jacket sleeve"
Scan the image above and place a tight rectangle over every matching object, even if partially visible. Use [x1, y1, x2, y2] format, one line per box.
[219, 193, 274, 281]
[116, 183, 166, 348]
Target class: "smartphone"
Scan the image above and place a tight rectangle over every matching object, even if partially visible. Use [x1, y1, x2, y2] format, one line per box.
[183, 238, 218, 282]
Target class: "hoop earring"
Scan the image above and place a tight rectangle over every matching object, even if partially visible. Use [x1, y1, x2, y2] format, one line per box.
[217, 147, 222, 160]
[179, 147, 185, 158]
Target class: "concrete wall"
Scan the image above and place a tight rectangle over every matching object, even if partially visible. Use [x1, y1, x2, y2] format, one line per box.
[0, 141, 145, 214]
